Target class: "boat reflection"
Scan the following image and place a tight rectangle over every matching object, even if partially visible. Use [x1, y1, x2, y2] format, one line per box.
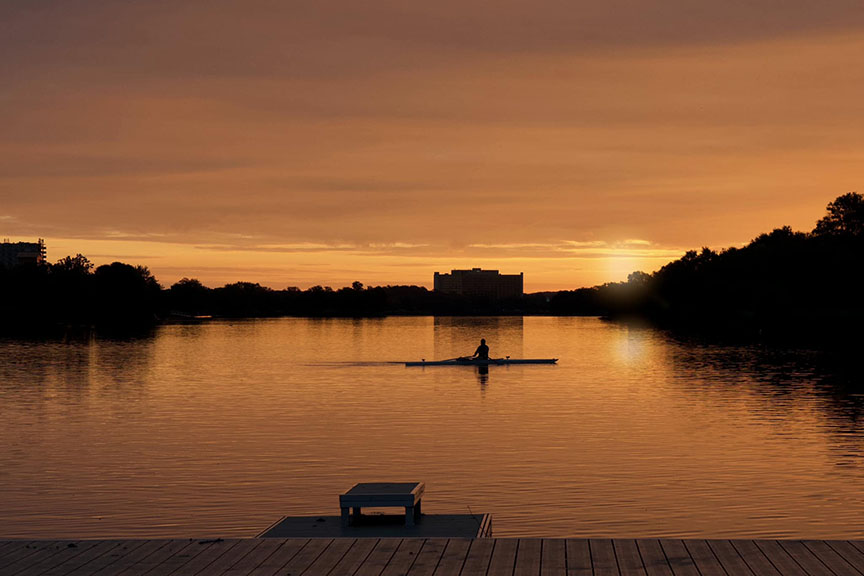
[476, 365, 489, 388]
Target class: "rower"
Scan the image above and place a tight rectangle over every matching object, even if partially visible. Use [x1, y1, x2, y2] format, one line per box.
[472, 338, 489, 360]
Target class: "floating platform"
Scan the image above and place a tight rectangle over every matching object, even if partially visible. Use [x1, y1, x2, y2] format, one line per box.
[259, 513, 492, 538]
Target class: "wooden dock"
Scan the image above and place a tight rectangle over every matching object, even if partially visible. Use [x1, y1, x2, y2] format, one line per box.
[1, 538, 863, 575]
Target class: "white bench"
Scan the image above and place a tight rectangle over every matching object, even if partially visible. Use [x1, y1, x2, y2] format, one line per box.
[339, 482, 425, 526]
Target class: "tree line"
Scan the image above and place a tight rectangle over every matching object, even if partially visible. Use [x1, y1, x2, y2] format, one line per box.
[1, 193, 862, 343]
[552, 192, 864, 345]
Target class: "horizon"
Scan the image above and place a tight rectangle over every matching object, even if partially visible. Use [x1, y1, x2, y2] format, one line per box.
[0, 230, 786, 292]
[2, 1, 862, 291]
[1, 202, 834, 291]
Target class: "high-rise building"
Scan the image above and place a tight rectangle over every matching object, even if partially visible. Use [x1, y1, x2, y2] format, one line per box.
[0, 239, 46, 268]
[433, 268, 523, 299]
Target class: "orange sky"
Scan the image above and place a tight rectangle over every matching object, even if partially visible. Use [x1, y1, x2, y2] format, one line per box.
[1, 1, 862, 291]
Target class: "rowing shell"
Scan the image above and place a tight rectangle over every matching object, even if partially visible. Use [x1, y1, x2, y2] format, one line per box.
[405, 358, 558, 367]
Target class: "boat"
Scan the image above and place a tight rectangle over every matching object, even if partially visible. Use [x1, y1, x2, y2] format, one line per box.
[405, 357, 558, 367]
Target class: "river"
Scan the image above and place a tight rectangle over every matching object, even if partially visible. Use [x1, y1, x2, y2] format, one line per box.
[0, 316, 861, 538]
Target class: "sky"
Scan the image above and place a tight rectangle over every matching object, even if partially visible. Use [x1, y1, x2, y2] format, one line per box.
[1, 1, 862, 291]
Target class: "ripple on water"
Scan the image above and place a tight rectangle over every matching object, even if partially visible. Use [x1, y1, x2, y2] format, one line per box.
[0, 316, 862, 538]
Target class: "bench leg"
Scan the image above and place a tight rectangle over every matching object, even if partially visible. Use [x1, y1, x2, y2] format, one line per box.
[405, 506, 415, 526]
[341, 507, 350, 527]
[352, 507, 362, 520]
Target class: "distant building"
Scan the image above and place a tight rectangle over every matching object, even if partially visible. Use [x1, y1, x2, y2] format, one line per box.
[433, 268, 523, 299]
[0, 238, 46, 268]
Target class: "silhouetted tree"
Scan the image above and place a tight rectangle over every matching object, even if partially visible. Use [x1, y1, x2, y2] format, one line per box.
[168, 278, 211, 315]
[48, 254, 95, 326]
[213, 282, 275, 316]
[814, 192, 864, 237]
[588, 193, 864, 344]
[627, 271, 651, 285]
[53, 254, 94, 275]
[92, 262, 162, 331]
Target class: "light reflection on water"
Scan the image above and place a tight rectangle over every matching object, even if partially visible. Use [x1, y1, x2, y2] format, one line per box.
[0, 316, 861, 539]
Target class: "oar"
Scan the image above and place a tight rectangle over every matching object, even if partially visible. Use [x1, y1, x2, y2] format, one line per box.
[433, 356, 471, 363]
[413, 356, 473, 364]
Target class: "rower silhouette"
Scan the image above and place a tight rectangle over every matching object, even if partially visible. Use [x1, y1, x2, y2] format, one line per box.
[472, 338, 489, 360]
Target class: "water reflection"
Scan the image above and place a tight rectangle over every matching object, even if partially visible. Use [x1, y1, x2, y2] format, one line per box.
[664, 337, 864, 468]
[0, 317, 862, 540]
[476, 365, 489, 389]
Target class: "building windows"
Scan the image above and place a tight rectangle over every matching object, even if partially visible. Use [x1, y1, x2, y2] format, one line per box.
[0, 239, 46, 268]
[433, 268, 523, 300]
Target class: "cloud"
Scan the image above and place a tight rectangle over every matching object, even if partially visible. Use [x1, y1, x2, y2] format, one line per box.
[2, 1, 861, 289]
[464, 239, 685, 261]
[191, 241, 430, 255]
[561, 241, 608, 248]
[87, 254, 164, 260]
[3, 1, 864, 86]
[468, 243, 564, 249]
[620, 239, 652, 246]
[367, 242, 430, 249]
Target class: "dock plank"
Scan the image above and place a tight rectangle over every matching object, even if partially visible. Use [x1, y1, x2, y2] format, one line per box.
[276, 538, 332, 576]
[803, 540, 864, 576]
[14, 541, 99, 576]
[93, 540, 167, 576]
[40, 540, 123, 576]
[753, 541, 810, 576]
[434, 539, 471, 576]
[0, 541, 57, 570]
[825, 541, 864, 574]
[0, 540, 26, 561]
[253, 538, 310, 576]
[541, 539, 566, 576]
[168, 538, 241, 576]
[731, 540, 783, 576]
[354, 538, 402, 576]
[706, 540, 755, 576]
[66, 540, 148, 576]
[327, 538, 379, 576]
[565, 539, 592, 576]
[590, 539, 620, 576]
[487, 538, 517, 576]
[459, 538, 494, 576]
[514, 538, 542, 576]
[381, 538, 425, 576]
[112, 539, 195, 576]
[659, 540, 698, 576]
[614, 540, 646, 576]
[300, 538, 355, 576]
[636, 539, 672, 576]
[190, 539, 262, 576]
[683, 540, 725, 576]
[220, 538, 286, 576]
[143, 539, 220, 576]
[776, 540, 836, 576]
[408, 538, 448, 576]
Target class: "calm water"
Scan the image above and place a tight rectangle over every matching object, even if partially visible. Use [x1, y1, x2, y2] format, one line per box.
[1, 317, 862, 539]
